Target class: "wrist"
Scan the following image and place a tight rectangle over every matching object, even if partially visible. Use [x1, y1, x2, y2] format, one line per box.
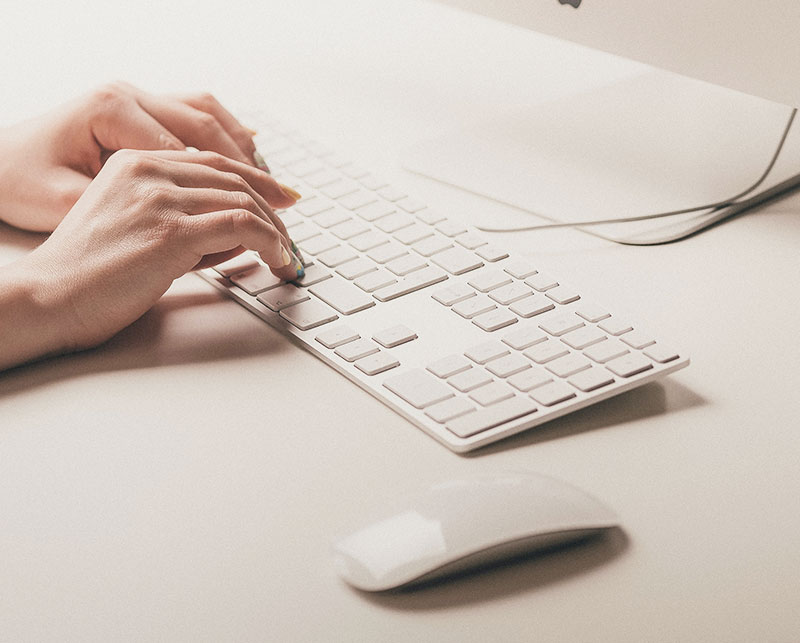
[0, 253, 80, 370]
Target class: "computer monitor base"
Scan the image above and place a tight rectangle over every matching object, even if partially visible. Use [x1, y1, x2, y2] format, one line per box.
[403, 70, 800, 244]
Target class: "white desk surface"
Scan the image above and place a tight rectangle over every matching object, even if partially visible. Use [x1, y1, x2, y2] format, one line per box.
[1, 1, 799, 641]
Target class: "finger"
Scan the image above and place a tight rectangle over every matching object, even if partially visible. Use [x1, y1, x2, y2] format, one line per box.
[192, 247, 246, 271]
[185, 209, 300, 281]
[135, 94, 254, 166]
[154, 149, 298, 209]
[175, 92, 258, 164]
[91, 95, 184, 160]
[154, 156, 294, 243]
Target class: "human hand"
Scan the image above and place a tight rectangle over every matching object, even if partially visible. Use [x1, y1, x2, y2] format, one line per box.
[5, 149, 301, 361]
[0, 82, 277, 232]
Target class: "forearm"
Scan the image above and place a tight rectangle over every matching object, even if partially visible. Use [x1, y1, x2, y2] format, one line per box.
[0, 257, 73, 371]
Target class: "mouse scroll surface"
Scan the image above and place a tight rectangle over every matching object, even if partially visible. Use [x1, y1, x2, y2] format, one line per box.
[332, 472, 619, 591]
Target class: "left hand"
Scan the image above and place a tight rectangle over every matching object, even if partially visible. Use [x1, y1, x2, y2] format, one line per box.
[0, 81, 265, 232]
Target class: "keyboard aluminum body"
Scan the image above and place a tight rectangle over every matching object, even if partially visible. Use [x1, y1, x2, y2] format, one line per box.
[198, 119, 690, 453]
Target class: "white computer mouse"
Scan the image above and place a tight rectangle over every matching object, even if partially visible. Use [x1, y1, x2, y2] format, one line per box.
[332, 471, 619, 591]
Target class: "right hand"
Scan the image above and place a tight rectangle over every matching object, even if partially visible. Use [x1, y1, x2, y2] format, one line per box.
[15, 148, 302, 354]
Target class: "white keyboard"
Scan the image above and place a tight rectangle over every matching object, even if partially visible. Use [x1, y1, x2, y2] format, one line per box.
[199, 119, 690, 453]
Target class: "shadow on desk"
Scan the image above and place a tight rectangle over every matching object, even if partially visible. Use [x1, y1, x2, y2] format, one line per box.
[359, 528, 628, 610]
[467, 380, 706, 457]
[0, 288, 285, 400]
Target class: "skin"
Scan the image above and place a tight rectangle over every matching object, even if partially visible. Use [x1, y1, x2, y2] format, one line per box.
[0, 84, 302, 371]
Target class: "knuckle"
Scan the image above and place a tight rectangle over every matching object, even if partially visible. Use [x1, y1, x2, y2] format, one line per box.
[195, 92, 218, 108]
[194, 110, 220, 131]
[90, 82, 130, 113]
[231, 190, 255, 211]
[110, 149, 158, 177]
[196, 150, 226, 168]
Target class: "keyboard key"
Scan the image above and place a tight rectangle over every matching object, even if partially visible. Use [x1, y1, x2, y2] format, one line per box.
[416, 209, 447, 225]
[606, 353, 654, 377]
[583, 339, 630, 364]
[354, 270, 397, 293]
[546, 285, 580, 305]
[386, 254, 428, 276]
[489, 282, 532, 305]
[448, 368, 493, 392]
[368, 242, 408, 264]
[475, 245, 509, 262]
[321, 180, 360, 199]
[525, 273, 559, 292]
[295, 197, 334, 217]
[452, 296, 496, 319]
[546, 354, 592, 378]
[472, 308, 518, 332]
[285, 158, 325, 177]
[314, 208, 351, 229]
[621, 330, 656, 350]
[643, 344, 680, 363]
[485, 353, 531, 378]
[561, 325, 607, 350]
[279, 299, 338, 330]
[256, 284, 310, 311]
[316, 324, 360, 349]
[377, 185, 408, 202]
[568, 367, 615, 392]
[305, 170, 340, 189]
[468, 269, 512, 293]
[335, 338, 380, 362]
[523, 339, 569, 364]
[425, 397, 476, 423]
[359, 174, 389, 190]
[445, 396, 537, 438]
[375, 212, 415, 233]
[435, 219, 469, 237]
[464, 341, 509, 365]
[355, 201, 396, 222]
[310, 279, 376, 315]
[317, 246, 358, 268]
[503, 259, 538, 279]
[396, 197, 427, 213]
[355, 351, 400, 376]
[412, 235, 453, 257]
[373, 325, 417, 348]
[300, 235, 338, 256]
[529, 381, 577, 406]
[576, 302, 611, 323]
[427, 355, 472, 379]
[394, 223, 434, 245]
[509, 296, 555, 318]
[383, 369, 454, 409]
[289, 222, 322, 243]
[598, 317, 634, 336]
[455, 232, 488, 250]
[432, 247, 483, 275]
[432, 282, 475, 306]
[350, 231, 389, 252]
[340, 164, 370, 179]
[469, 381, 515, 406]
[279, 210, 304, 228]
[293, 264, 333, 287]
[338, 189, 377, 211]
[230, 265, 283, 295]
[336, 257, 377, 280]
[330, 219, 369, 240]
[502, 326, 548, 350]
[214, 252, 260, 278]
[372, 267, 448, 301]
[539, 314, 585, 337]
[507, 368, 553, 392]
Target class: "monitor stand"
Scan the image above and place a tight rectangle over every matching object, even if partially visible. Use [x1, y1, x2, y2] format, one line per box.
[402, 70, 800, 245]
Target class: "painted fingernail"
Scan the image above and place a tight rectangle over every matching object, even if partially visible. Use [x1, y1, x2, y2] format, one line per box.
[290, 240, 306, 266]
[279, 183, 303, 201]
[291, 250, 305, 278]
[281, 247, 292, 267]
[253, 149, 270, 174]
[246, 127, 258, 137]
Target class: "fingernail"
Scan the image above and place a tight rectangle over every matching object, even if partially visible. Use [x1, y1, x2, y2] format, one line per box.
[281, 247, 292, 267]
[253, 149, 270, 174]
[291, 250, 305, 279]
[246, 127, 258, 137]
[279, 183, 303, 201]
[290, 240, 306, 266]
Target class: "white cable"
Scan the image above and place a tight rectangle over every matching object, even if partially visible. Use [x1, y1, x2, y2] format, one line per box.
[475, 107, 797, 234]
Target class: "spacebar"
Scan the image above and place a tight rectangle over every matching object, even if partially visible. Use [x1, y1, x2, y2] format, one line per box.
[445, 397, 537, 439]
